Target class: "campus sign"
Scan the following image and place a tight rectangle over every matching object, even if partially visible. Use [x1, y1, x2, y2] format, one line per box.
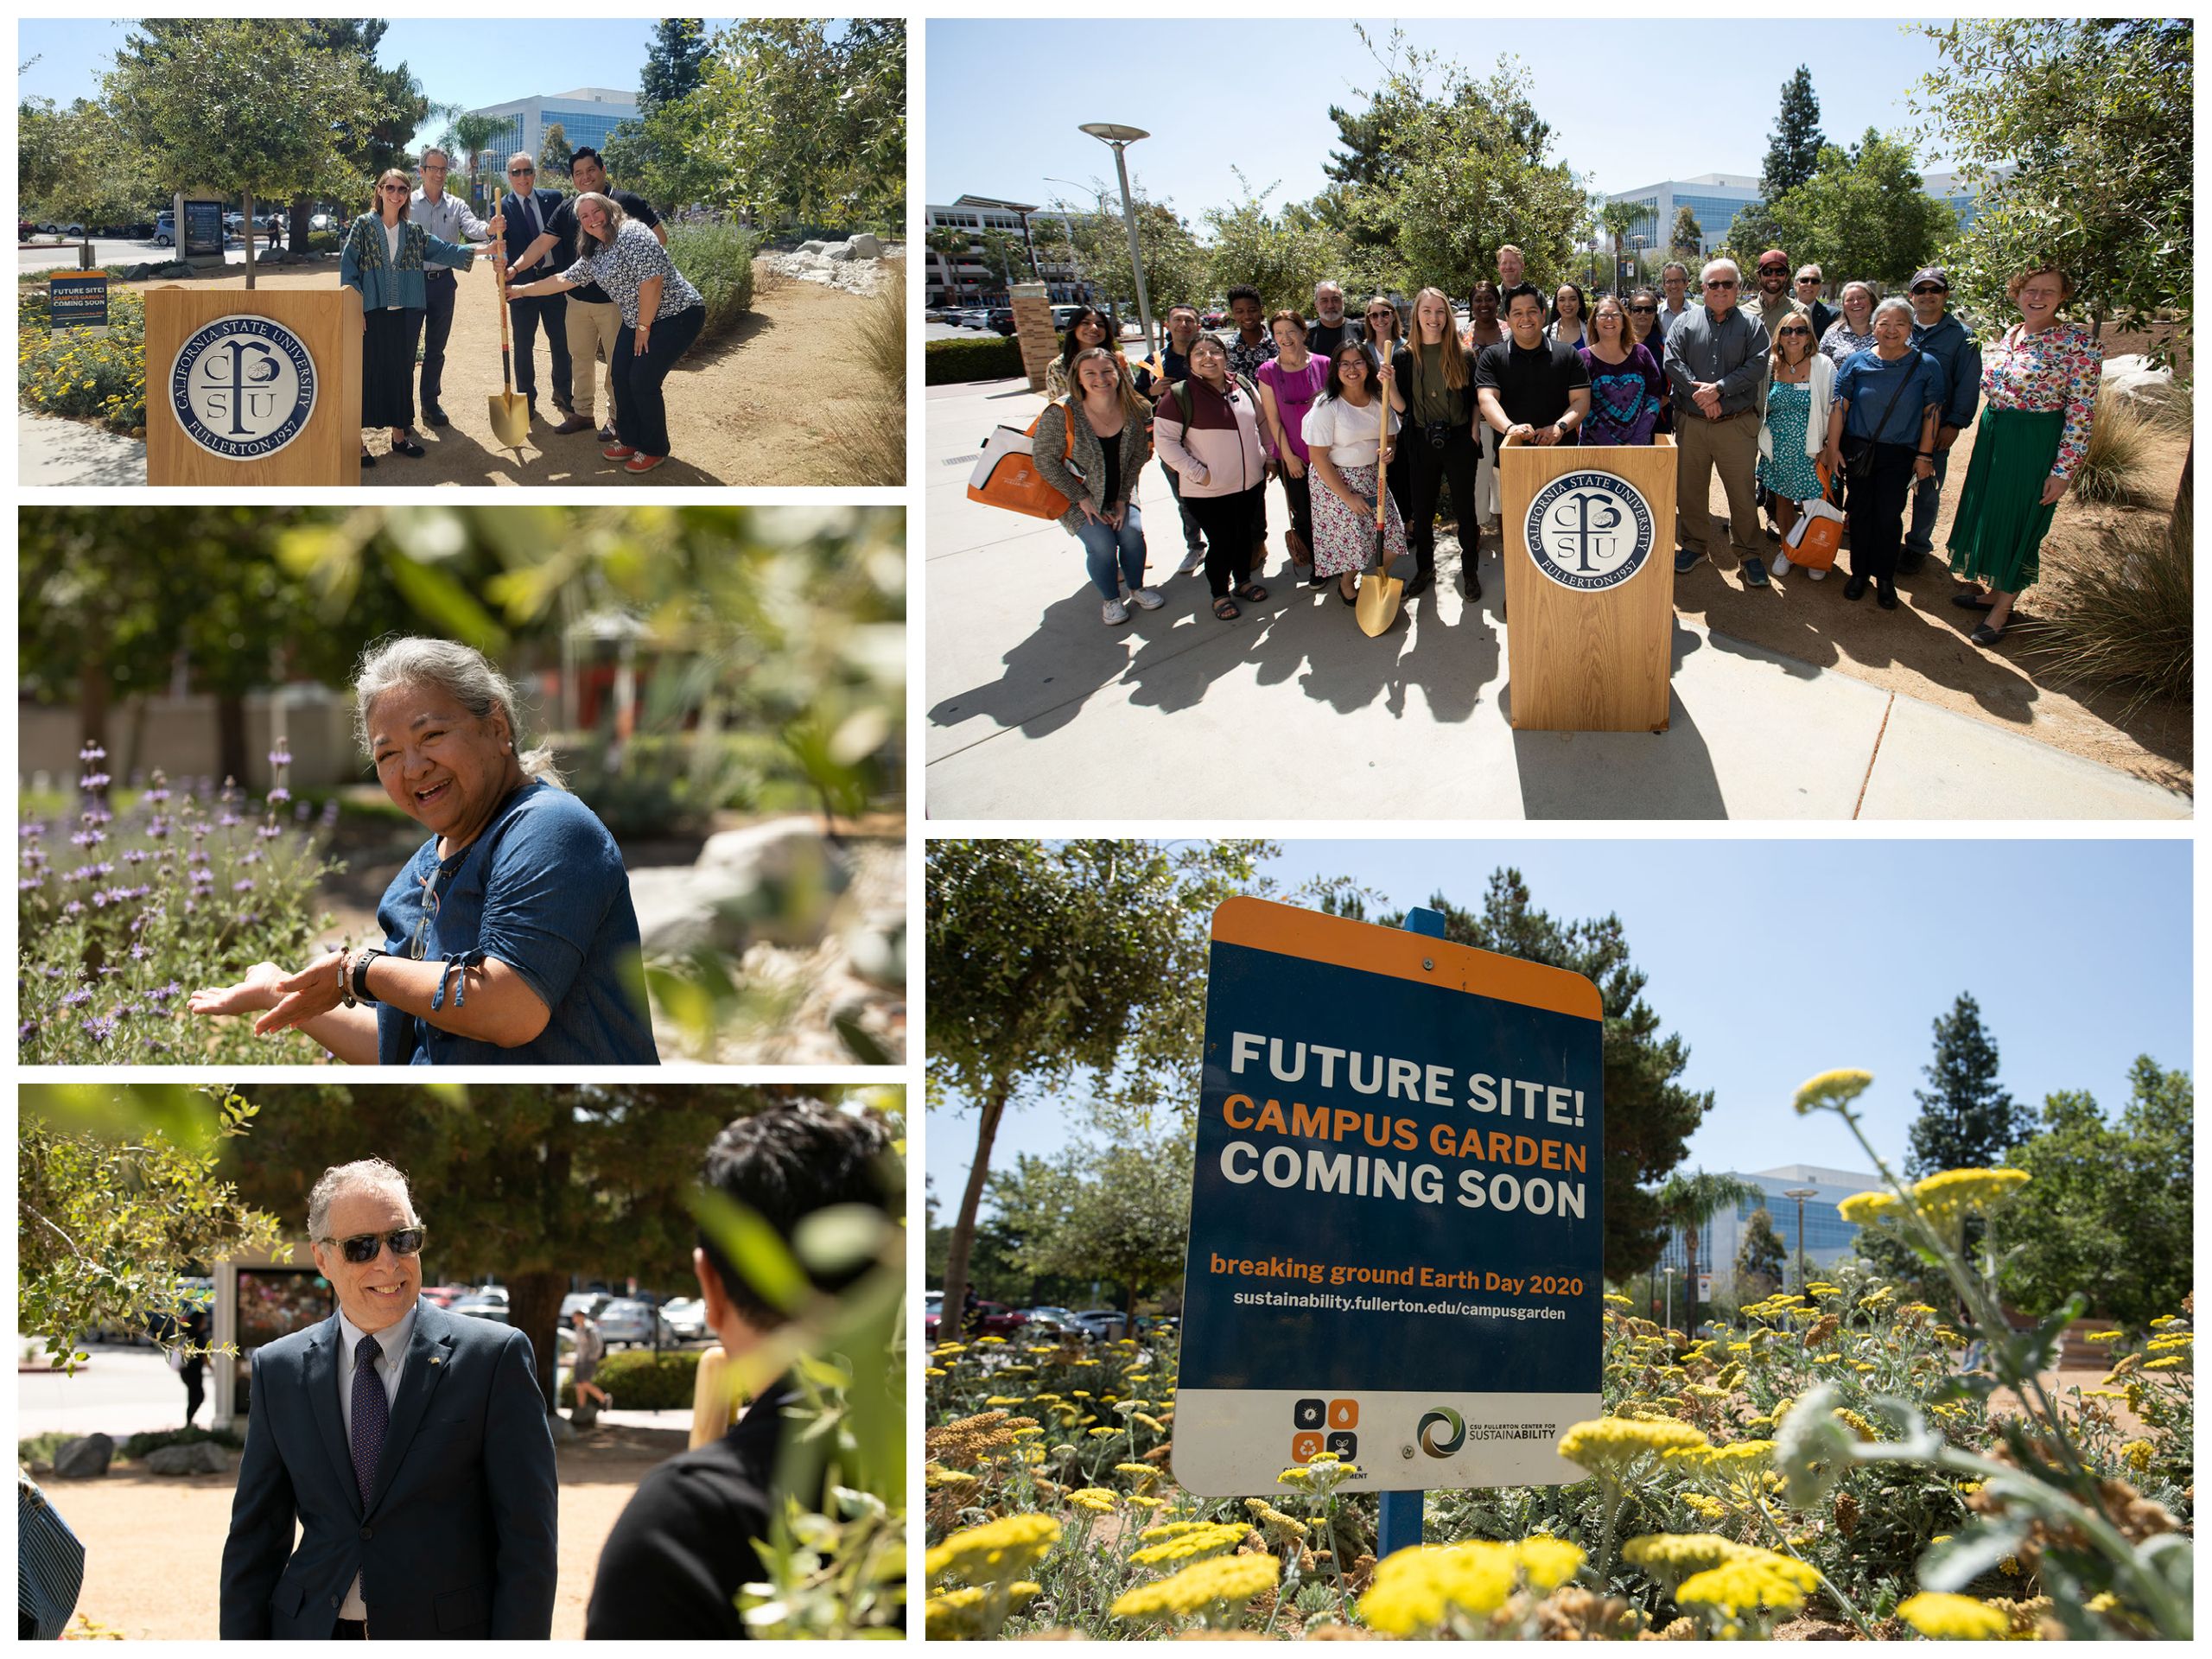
[168, 315, 318, 460]
[183, 199, 225, 258]
[47, 274, 109, 336]
[1173, 897, 1605, 1496]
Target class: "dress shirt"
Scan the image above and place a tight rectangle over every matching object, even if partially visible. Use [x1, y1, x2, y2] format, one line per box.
[410, 189, 489, 250]
[336, 1304, 417, 1621]
[1662, 305, 1770, 416]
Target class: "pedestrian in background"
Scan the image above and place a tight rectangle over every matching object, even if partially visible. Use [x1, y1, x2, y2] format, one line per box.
[570, 1308, 612, 1414]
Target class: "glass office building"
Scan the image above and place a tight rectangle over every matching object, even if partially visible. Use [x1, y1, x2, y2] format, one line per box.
[462, 87, 641, 181]
[1651, 1163, 1880, 1297]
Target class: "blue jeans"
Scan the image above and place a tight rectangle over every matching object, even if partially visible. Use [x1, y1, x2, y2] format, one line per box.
[1073, 504, 1147, 600]
[1904, 446, 1950, 554]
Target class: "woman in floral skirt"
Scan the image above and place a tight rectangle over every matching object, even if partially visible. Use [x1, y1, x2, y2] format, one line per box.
[1301, 341, 1408, 608]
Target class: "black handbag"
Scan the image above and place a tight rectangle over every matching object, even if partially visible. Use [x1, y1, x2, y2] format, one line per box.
[1840, 365, 1916, 481]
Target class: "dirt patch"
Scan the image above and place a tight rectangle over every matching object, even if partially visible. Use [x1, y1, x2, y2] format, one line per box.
[121, 258, 889, 486]
[44, 1425, 674, 1639]
[1672, 403, 2190, 793]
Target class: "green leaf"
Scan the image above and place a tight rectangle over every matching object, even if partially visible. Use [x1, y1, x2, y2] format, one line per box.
[691, 1186, 808, 1315]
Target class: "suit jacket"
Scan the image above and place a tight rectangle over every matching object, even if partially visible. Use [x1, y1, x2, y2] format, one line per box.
[500, 186, 572, 281]
[218, 1300, 557, 1639]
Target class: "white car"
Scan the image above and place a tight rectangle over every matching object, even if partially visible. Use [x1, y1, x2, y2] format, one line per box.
[660, 1297, 709, 1341]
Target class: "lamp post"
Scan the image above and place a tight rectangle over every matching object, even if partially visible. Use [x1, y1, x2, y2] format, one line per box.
[1783, 1187, 1819, 1294]
[1042, 175, 1097, 305]
[1080, 122, 1156, 360]
[1662, 1265, 1675, 1331]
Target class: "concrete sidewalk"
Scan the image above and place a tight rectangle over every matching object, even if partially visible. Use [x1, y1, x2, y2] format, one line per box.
[926, 377, 2189, 821]
[20, 410, 146, 485]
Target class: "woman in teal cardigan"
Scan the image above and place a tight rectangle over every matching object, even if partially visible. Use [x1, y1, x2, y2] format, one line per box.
[340, 168, 500, 464]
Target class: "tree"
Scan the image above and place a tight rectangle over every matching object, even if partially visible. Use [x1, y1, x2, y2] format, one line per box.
[17, 97, 159, 259]
[1758, 130, 1960, 290]
[1382, 870, 1712, 1286]
[638, 17, 712, 117]
[1993, 1058, 2191, 1328]
[539, 121, 572, 177]
[1052, 191, 1209, 318]
[993, 1133, 1194, 1328]
[1735, 1206, 1789, 1300]
[1669, 205, 1704, 260]
[973, 228, 1029, 296]
[304, 21, 427, 251]
[926, 225, 972, 301]
[1759, 66, 1827, 201]
[1906, 993, 2029, 1179]
[436, 110, 505, 213]
[1598, 200, 1643, 296]
[1657, 1170, 1766, 1335]
[1205, 172, 1350, 314]
[925, 839, 1271, 1329]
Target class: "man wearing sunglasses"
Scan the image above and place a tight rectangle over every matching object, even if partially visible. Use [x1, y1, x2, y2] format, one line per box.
[1794, 264, 1838, 342]
[221, 1160, 556, 1639]
[497, 152, 576, 423]
[1740, 251, 1809, 544]
[1899, 265, 1981, 575]
[1663, 257, 1774, 585]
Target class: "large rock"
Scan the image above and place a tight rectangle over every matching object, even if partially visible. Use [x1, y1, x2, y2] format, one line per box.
[53, 1433, 114, 1479]
[546, 1412, 578, 1444]
[796, 240, 829, 257]
[144, 1440, 230, 1476]
[2101, 353, 2178, 415]
[631, 819, 847, 958]
[848, 232, 883, 261]
[820, 241, 856, 263]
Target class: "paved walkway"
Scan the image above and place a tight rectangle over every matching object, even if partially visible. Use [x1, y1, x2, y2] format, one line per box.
[926, 378, 2190, 820]
[21, 410, 145, 485]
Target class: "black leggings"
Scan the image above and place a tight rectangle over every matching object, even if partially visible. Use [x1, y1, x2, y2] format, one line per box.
[1405, 424, 1480, 575]
[1844, 442, 1916, 580]
[1186, 485, 1262, 597]
[1281, 467, 1313, 560]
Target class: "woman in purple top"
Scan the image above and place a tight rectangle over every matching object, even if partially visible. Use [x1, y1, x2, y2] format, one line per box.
[1256, 310, 1330, 582]
[1575, 295, 1664, 445]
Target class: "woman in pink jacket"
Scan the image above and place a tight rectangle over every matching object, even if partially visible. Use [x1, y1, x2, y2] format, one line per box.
[1153, 333, 1270, 620]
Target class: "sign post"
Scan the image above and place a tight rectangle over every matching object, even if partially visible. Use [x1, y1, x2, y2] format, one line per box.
[48, 274, 111, 337]
[1173, 895, 1605, 1514]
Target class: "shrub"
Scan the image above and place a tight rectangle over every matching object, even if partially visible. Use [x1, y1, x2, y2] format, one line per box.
[827, 263, 905, 484]
[556, 1345, 702, 1411]
[926, 334, 1023, 385]
[2069, 390, 2168, 506]
[120, 1423, 242, 1461]
[18, 282, 148, 432]
[2023, 512, 2192, 708]
[669, 220, 762, 344]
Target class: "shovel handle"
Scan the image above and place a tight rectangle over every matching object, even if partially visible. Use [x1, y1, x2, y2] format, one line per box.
[492, 212, 516, 399]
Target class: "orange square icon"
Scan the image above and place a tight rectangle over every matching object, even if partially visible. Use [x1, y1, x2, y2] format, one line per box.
[1328, 1398, 1359, 1429]
[1290, 1431, 1324, 1463]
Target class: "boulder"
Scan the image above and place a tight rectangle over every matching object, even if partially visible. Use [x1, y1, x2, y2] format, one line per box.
[53, 1433, 114, 1479]
[2101, 353, 2178, 415]
[546, 1412, 578, 1444]
[144, 1440, 230, 1476]
[820, 241, 856, 263]
[848, 232, 883, 261]
[632, 819, 847, 958]
[796, 240, 828, 257]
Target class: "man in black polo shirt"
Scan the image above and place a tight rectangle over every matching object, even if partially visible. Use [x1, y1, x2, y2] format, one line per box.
[1474, 283, 1590, 448]
[505, 146, 664, 439]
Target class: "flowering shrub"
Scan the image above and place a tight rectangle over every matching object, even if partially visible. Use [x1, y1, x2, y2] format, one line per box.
[17, 283, 147, 433]
[20, 743, 342, 1064]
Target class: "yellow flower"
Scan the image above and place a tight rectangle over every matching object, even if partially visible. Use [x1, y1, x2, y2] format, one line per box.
[984, 1395, 1023, 1407]
[2083, 1328, 2127, 1345]
[1115, 1461, 1160, 1486]
[976, 1335, 1008, 1345]
[1794, 1069, 1873, 1115]
[1087, 1427, 1121, 1438]
[1674, 1553, 1819, 1617]
[2148, 1314, 2183, 1330]
[1110, 1552, 1278, 1620]
[1359, 1539, 1585, 1636]
[1129, 1521, 1249, 1566]
[1127, 1493, 1165, 1509]
[1681, 1493, 1729, 1521]
[925, 1366, 947, 1377]
[1604, 1292, 1633, 1306]
[925, 1464, 980, 1490]
[1558, 1416, 1708, 1478]
[924, 1580, 1042, 1637]
[2145, 1332, 2192, 1352]
[1138, 1521, 1219, 1541]
[1911, 1167, 2031, 1224]
[1067, 1487, 1119, 1513]
[2120, 1439, 2154, 1472]
[1243, 1498, 1311, 1541]
[1896, 1592, 2012, 1640]
[926, 1513, 1061, 1586]
[2143, 1357, 2186, 1372]
[1838, 1190, 1904, 1226]
[1622, 1533, 1764, 1580]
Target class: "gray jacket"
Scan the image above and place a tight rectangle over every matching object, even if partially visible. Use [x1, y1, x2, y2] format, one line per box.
[1033, 397, 1152, 537]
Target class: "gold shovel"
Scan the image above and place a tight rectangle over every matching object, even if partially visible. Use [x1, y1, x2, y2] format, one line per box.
[487, 235, 531, 451]
[1356, 338, 1405, 637]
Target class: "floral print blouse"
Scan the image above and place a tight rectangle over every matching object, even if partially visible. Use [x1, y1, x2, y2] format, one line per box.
[562, 219, 705, 328]
[1983, 320, 2102, 480]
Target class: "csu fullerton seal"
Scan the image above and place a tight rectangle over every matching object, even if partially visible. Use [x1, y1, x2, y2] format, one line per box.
[169, 315, 316, 459]
[1524, 470, 1654, 593]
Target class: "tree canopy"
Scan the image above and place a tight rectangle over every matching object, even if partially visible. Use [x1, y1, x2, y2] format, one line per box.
[1735, 1205, 1789, 1300]
[1757, 130, 1960, 290]
[989, 1131, 1194, 1325]
[1905, 992, 2029, 1179]
[1759, 66, 1828, 200]
[1205, 175, 1349, 314]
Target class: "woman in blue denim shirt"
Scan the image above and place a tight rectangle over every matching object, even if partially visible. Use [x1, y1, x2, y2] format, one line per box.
[188, 638, 658, 1065]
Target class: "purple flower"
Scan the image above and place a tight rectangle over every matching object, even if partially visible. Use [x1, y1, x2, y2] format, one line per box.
[217, 811, 242, 829]
[190, 868, 214, 889]
[60, 988, 92, 1008]
[80, 1015, 117, 1045]
[256, 824, 282, 842]
[78, 742, 107, 764]
[268, 741, 293, 768]
[18, 876, 42, 892]
[70, 828, 105, 848]
[149, 982, 184, 1004]
[295, 800, 314, 823]
[123, 849, 149, 865]
[79, 772, 111, 791]
[19, 822, 44, 840]
[130, 943, 149, 960]
[143, 1037, 172, 1055]
[62, 900, 85, 917]
[19, 1020, 36, 1041]
[266, 787, 291, 806]
[232, 878, 256, 893]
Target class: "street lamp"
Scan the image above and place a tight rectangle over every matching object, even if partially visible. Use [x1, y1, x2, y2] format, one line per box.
[1662, 1265, 1675, 1331]
[1042, 175, 1098, 305]
[1783, 1188, 1820, 1294]
[1080, 122, 1157, 360]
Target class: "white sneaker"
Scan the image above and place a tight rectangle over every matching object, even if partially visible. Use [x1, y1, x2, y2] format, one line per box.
[1101, 597, 1129, 625]
[1176, 549, 1205, 577]
[1128, 586, 1164, 610]
[1808, 566, 1827, 581]
[1771, 550, 1794, 576]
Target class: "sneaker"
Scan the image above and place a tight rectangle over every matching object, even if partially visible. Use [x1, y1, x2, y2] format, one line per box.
[1771, 550, 1794, 576]
[1674, 546, 1705, 574]
[1128, 586, 1164, 610]
[602, 442, 638, 460]
[624, 453, 667, 474]
[1740, 555, 1770, 588]
[1808, 567, 1827, 582]
[1102, 597, 1130, 625]
[1176, 548, 1205, 577]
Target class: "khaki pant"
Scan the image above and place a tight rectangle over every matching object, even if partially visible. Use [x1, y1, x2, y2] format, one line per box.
[1675, 411, 1763, 563]
[564, 297, 623, 420]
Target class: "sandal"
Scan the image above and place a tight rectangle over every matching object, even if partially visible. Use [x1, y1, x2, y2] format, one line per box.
[1212, 595, 1241, 620]
[1339, 579, 1358, 606]
[1235, 582, 1268, 602]
[1950, 591, 1996, 612]
[1969, 621, 2006, 648]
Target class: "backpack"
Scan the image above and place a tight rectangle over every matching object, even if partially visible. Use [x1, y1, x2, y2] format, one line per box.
[1166, 372, 1260, 431]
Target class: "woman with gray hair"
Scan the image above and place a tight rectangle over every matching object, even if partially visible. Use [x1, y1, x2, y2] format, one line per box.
[188, 637, 658, 1065]
[505, 191, 708, 474]
[1820, 296, 1943, 609]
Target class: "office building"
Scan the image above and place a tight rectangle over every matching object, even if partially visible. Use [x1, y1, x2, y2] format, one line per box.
[462, 87, 640, 176]
[1652, 1163, 1881, 1301]
[925, 195, 1084, 304]
[1607, 171, 1983, 261]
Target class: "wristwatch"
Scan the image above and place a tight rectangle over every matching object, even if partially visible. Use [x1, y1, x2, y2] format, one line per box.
[351, 948, 388, 1006]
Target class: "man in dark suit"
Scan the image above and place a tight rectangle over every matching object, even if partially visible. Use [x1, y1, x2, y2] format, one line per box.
[584, 1103, 899, 1639]
[219, 1160, 557, 1639]
[498, 152, 575, 422]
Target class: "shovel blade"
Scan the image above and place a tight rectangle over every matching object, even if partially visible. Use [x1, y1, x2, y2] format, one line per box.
[487, 392, 530, 448]
[1357, 572, 1404, 637]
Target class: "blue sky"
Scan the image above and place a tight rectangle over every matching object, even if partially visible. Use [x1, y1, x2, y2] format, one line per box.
[927, 19, 1959, 218]
[925, 839, 2191, 1221]
[16, 19, 737, 157]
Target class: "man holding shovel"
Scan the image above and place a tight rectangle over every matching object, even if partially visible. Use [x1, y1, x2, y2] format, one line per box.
[498, 153, 575, 423]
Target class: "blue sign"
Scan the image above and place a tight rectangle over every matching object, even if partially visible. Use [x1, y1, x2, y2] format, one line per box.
[1173, 897, 1605, 1496]
[168, 315, 318, 460]
[48, 275, 109, 334]
[1525, 469, 1656, 593]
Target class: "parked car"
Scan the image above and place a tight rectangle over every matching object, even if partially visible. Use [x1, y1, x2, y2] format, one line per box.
[421, 1283, 474, 1309]
[1073, 1308, 1130, 1340]
[987, 308, 1017, 336]
[449, 1296, 509, 1324]
[152, 213, 175, 246]
[1019, 1307, 1092, 1343]
[955, 308, 994, 330]
[18, 220, 35, 242]
[1201, 308, 1228, 328]
[922, 1295, 1027, 1339]
[309, 212, 334, 233]
[560, 1291, 612, 1323]
[659, 1297, 709, 1341]
[597, 1298, 671, 1348]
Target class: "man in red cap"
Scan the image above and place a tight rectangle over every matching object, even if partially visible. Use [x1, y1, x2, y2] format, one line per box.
[1741, 250, 1811, 543]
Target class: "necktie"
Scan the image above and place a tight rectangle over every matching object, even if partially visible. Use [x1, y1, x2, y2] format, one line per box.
[351, 1333, 388, 1510]
[524, 194, 543, 263]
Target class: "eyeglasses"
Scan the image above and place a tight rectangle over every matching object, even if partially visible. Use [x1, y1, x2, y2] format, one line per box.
[318, 1227, 426, 1264]
[1627, 304, 1657, 314]
[509, 166, 535, 176]
[408, 868, 443, 959]
[423, 163, 448, 173]
[1795, 276, 1820, 285]
[380, 186, 409, 195]
[1911, 286, 1944, 296]
[1705, 279, 1738, 289]
[1778, 327, 1811, 337]
[1365, 309, 1393, 318]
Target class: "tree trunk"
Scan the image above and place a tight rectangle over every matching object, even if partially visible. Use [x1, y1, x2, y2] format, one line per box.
[290, 196, 313, 255]
[938, 1079, 1010, 1335]
[1682, 1224, 1701, 1335]
[215, 692, 251, 791]
[506, 1268, 568, 1415]
[243, 188, 257, 289]
[79, 658, 113, 772]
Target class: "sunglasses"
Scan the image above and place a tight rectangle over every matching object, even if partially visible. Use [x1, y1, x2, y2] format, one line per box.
[1758, 266, 1787, 276]
[1912, 286, 1944, 296]
[509, 167, 536, 176]
[1705, 279, 1738, 289]
[1627, 304, 1656, 314]
[1795, 276, 1820, 284]
[1779, 327, 1811, 337]
[320, 1227, 426, 1263]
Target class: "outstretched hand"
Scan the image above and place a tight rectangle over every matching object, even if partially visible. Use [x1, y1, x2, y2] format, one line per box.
[254, 953, 352, 1037]
[188, 960, 289, 1019]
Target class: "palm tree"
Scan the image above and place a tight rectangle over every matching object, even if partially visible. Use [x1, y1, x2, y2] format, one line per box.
[1655, 1169, 1767, 1336]
[927, 226, 972, 304]
[1599, 200, 1643, 297]
[436, 110, 506, 213]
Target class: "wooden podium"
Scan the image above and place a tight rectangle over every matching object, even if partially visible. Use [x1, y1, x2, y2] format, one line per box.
[146, 287, 363, 486]
[1498, 433, 1676, 732]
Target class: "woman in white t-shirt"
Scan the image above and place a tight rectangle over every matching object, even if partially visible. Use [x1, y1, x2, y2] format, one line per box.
[1301, 341, 1408, 605]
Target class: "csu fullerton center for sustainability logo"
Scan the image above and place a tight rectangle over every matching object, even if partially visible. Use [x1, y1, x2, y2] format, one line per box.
[1524, 470, 1654, 592]
[169, 315, 317, 459]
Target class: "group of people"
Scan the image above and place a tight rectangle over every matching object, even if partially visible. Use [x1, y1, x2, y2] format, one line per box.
[339, 145, 708, 474]
[1031, 241, 2101, 651]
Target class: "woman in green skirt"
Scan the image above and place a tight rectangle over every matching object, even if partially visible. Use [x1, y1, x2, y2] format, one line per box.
[1946, 264, 2102, 647]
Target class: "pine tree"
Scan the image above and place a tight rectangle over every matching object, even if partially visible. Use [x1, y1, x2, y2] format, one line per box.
[1759, 66, 1827, 200]
[538, 122, 572, 177]
[1669, 205, 1704, 258]
[1735, 1206, 1789, 1298]
[1906, 993, 2030, 1178]
[638, 18, 711, 116]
